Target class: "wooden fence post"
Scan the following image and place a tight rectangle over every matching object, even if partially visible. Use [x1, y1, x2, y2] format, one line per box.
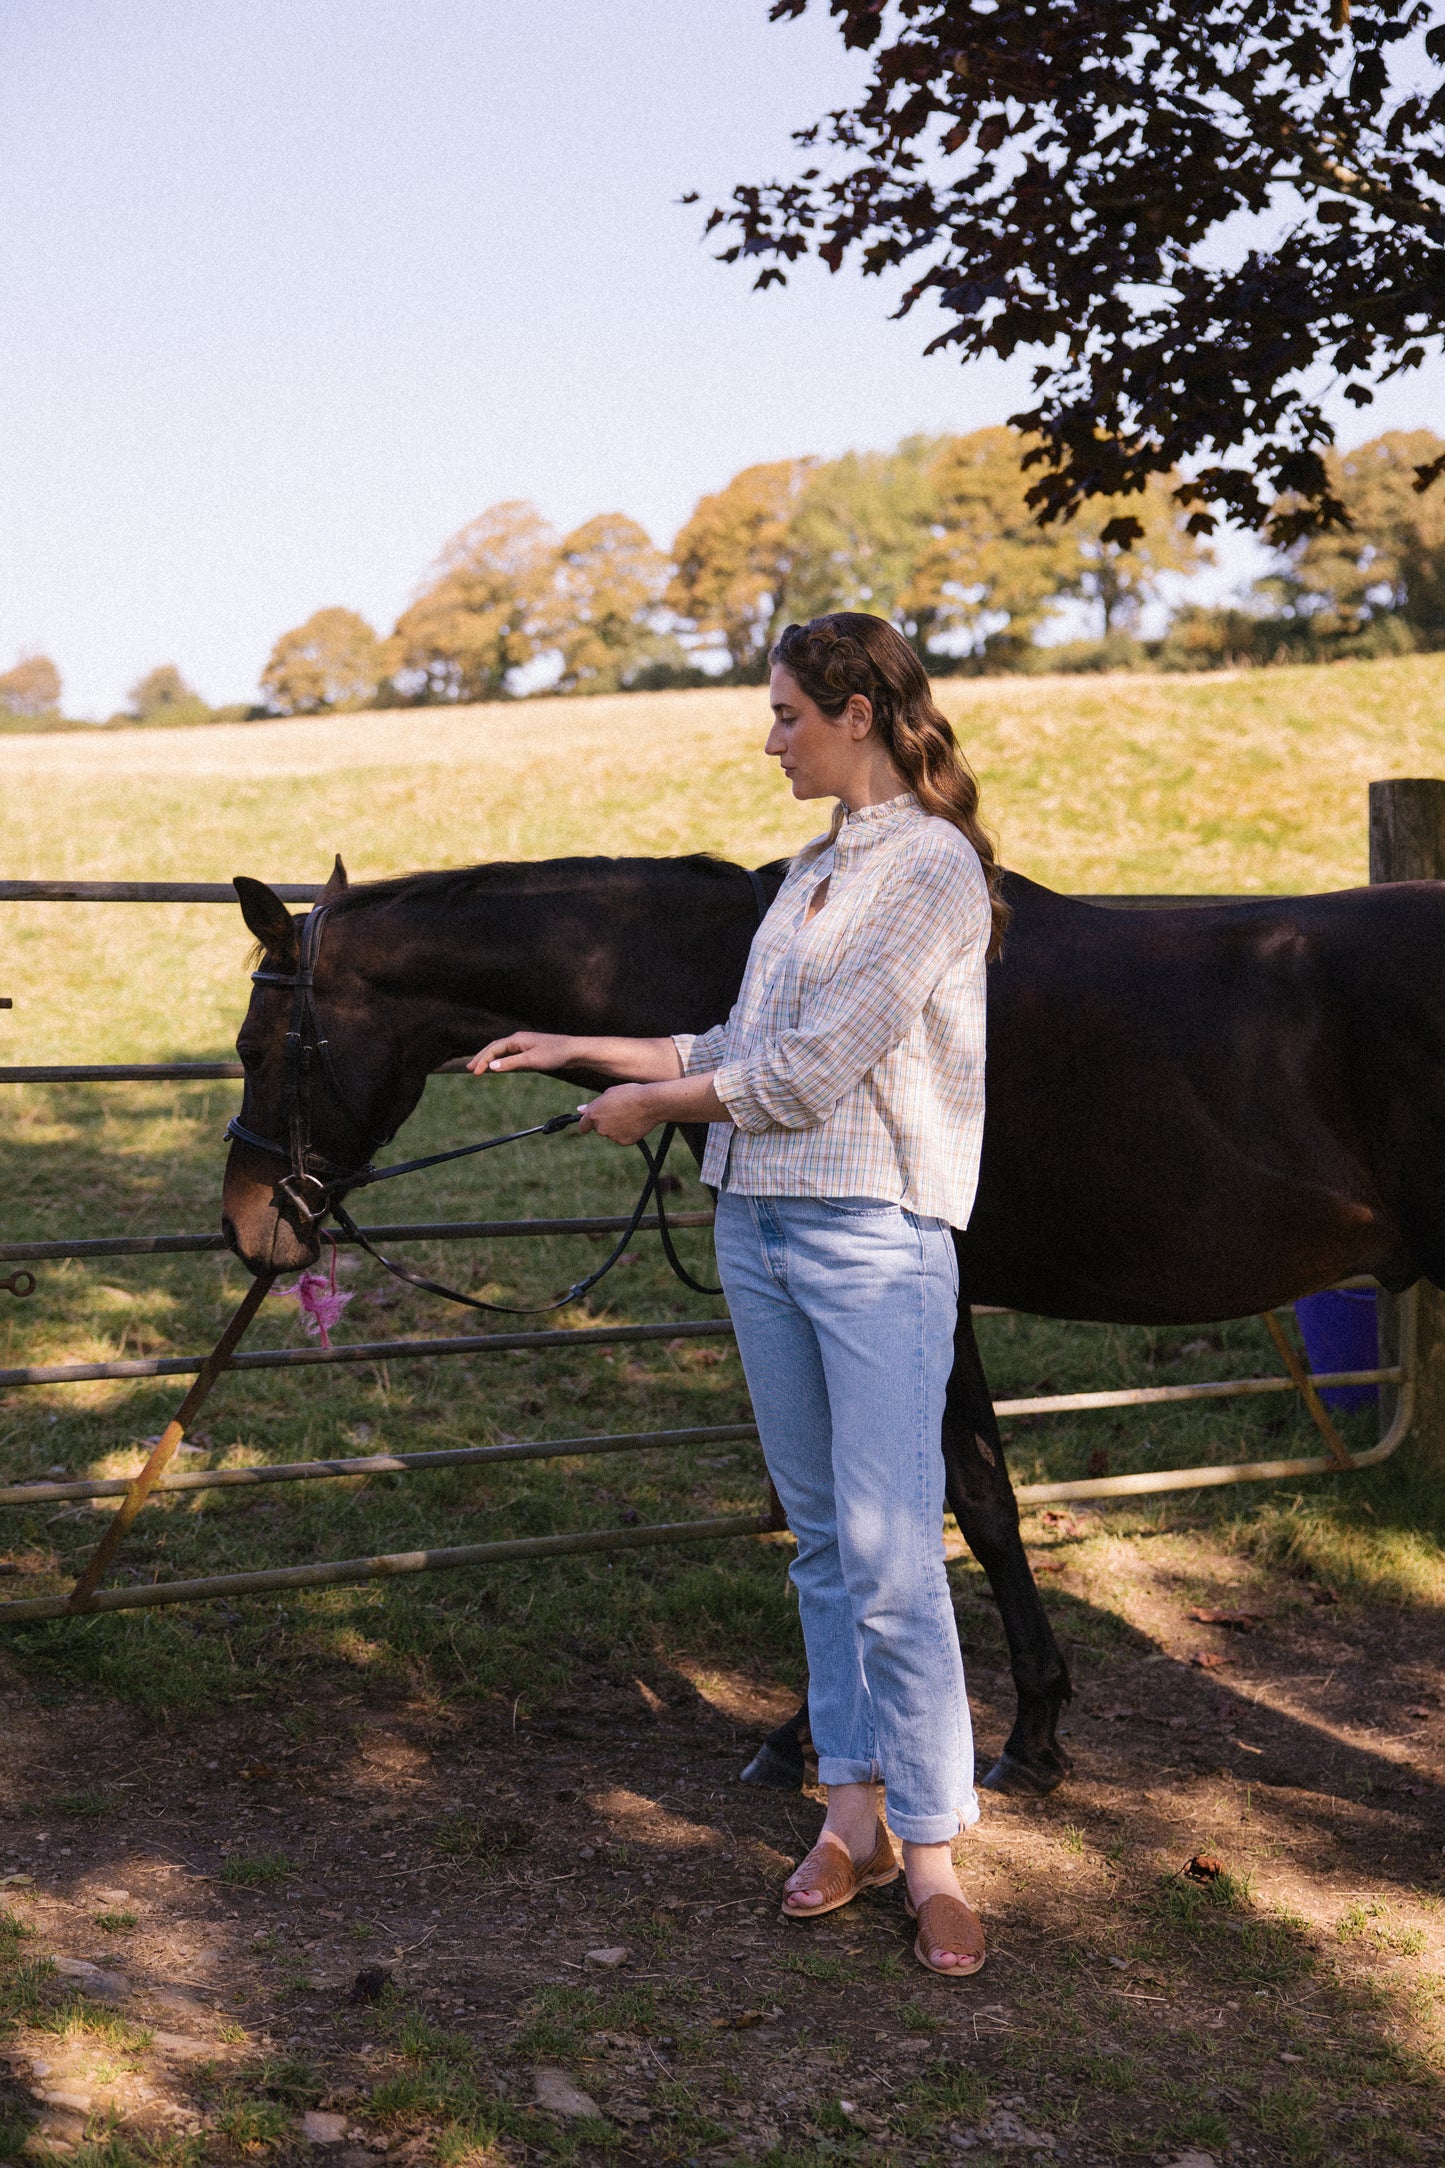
[1369, 779, 1445, 1467]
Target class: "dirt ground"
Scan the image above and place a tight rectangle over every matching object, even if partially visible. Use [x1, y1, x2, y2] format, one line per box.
[2, 1516, 1443, 2168]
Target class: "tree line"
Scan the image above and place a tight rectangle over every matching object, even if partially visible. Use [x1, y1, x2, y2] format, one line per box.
[5, 426, 1444, 726]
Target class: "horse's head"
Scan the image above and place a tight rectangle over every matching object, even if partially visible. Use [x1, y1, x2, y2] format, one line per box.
[221, 858, 431, 1274]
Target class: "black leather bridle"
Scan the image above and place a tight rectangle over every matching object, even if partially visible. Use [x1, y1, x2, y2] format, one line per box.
[225, 900, 369, 1228]
[224, 869, 770, 1314]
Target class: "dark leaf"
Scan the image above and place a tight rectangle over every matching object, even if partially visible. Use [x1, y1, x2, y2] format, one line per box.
[1184, 1853, 1225, 1882]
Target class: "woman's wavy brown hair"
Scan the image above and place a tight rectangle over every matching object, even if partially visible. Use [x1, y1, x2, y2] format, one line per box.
[770, 612, 1010, 958]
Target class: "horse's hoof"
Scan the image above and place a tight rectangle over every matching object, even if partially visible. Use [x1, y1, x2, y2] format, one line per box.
[980, 1749, 1069, 1798]
[739, 1739, 806, 1790]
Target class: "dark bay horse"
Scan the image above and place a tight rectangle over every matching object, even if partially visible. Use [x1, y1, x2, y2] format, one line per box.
[222, 854, 1445, 1796]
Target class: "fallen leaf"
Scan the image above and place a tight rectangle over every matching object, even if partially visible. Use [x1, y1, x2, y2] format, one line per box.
[1188, 1608, 1265, 1630]
[1025, 1555, 1066, 1574]
[1184, 1853, 1224, 1882]
[1405, 1705, 1432, 1719]
[1191, 1651, 1232, 1670]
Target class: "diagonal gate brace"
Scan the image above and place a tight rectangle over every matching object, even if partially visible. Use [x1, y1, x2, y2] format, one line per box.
[1261, 1308, 1354, 1471]
[65, 1271, 275, 1610]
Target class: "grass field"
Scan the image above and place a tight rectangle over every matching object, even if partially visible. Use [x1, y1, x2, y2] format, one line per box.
[1, 659, 1443, 2167]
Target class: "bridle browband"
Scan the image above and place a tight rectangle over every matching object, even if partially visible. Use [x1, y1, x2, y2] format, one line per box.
[224, 867, 770, 1314]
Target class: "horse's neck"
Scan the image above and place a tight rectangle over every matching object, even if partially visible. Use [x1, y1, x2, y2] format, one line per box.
[342, 866, 757, 1066]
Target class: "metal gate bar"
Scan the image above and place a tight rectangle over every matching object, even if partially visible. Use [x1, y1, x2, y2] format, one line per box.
[0, 1511, 779, 1624]
[0, 1315, 735, 1389]
[0, 1421, 763, 1506]
[0, 1211, 713, 1264]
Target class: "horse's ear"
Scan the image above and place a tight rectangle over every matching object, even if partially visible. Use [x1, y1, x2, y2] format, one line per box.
[234, 876, 299, 966]
[320, 854, 349, 900]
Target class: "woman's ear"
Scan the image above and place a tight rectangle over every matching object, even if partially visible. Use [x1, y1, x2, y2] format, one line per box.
[846, 693, 875, 739]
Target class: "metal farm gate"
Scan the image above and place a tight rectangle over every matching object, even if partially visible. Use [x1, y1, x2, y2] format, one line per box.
[0, 792, 1429, 1623]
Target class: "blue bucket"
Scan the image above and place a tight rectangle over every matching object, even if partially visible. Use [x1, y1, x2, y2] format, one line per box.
[1292, 1288, 1378, 1410]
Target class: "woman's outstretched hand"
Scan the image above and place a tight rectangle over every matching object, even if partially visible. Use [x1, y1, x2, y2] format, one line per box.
[467, 1031, 580, 1076]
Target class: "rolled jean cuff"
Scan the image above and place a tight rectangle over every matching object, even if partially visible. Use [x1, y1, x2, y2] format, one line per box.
[885, 1793, 982, 1846]
[816, 1755, 881, 1789]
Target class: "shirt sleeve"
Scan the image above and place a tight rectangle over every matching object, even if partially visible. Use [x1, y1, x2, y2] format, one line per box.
[671, 1021, 731, 1075]
[713, 836, 990, 1134]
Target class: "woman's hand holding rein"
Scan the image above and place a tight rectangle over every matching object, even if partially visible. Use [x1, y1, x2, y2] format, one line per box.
[467, 1031, 729, 1146]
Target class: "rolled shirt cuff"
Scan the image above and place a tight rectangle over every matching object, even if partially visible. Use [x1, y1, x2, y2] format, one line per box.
[711, 1058, 777, 1135]
[673, 1023, 730, 1077]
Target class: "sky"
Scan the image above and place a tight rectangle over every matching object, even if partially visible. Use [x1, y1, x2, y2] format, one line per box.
[3, 1, 1444, 720]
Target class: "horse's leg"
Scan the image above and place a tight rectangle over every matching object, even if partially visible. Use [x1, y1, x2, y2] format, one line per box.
[740, 1701, 812, 1790]
[944, 1303, 1073, 1796]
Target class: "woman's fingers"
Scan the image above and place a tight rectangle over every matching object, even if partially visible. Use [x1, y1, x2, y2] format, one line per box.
[466, 1031, 570, 1075]
[576, 1084, 659, 1146]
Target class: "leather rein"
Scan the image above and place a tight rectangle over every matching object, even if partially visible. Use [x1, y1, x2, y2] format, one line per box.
[224, 869, 770, 1316]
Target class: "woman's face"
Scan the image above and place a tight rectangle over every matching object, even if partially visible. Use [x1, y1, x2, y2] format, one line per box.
[765, 665, 873, 801]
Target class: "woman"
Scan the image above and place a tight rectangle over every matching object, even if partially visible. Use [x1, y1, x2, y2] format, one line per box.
[468, 612, 1008, 1978]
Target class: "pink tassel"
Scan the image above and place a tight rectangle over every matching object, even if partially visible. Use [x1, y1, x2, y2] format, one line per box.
[279, 1236, 353, 1351]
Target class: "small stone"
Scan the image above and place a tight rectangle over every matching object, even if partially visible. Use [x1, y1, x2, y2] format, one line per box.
[152, 2032, 217, 2060]
[837, 2100, 890, 2135]
[37, 2091, 92, 2114]
[302, 2109, 349, 2146]
[1, 1872, 34, 1887]
[533, 2066, 602, 2119]
[93, 1887, 131, 1905]
[584, 1946, 630, 1968]
[981, 2110, 1054, 2151]
[53, 1957, 130, 2001]
[150, 1986, 212, 2018]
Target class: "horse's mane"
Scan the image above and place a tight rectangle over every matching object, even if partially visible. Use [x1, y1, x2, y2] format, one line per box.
[328, 852, 767, 918]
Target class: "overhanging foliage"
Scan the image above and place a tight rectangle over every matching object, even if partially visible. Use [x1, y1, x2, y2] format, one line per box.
[705, 0, 1445, 541]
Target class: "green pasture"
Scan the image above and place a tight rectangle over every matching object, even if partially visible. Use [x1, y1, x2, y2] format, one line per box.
[1, 659, 1443, 1715]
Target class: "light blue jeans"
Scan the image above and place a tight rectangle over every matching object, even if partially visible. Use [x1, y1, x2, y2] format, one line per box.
[714, 1190, 979, 1844]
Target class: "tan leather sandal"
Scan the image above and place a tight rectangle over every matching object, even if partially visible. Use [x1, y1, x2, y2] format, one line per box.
[780, 1821, 900, 1921]
[905, 1890, 986, 1977]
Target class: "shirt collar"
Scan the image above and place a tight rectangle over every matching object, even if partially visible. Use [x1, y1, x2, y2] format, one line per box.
[833, 791, 920, 849]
